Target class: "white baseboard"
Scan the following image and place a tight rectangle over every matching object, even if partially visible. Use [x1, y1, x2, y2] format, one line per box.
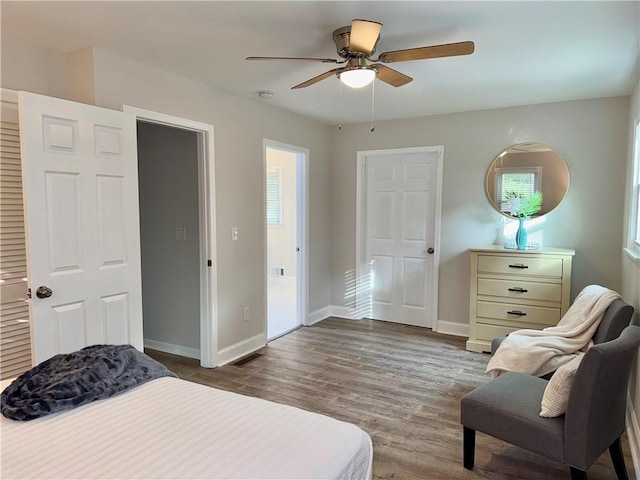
[307, 306, 331, 326]
[322, 307, 471, 339]
[144, 339, 200, 360]
[436, 320, 469, 337]
[627, 394, 640, 479]
[217, 333, 265, 367]
[321, 307, 471, 339]
[330, 305, 358, 319]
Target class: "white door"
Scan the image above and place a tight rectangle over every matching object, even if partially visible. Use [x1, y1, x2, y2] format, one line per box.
[19, 92, 143, 364]
[363, 148, 441, 327]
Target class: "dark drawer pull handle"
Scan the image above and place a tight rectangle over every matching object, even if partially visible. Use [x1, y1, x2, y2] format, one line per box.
[508, 287, 528, 293]
[508, 263, 529, 269]
[507, 310, 527, 316]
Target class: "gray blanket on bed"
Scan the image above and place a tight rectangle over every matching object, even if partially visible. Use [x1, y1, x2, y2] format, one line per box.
[1, 344, 177, 421]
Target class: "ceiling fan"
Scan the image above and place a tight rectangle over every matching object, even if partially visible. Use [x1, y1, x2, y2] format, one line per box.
[246, 19, 475, 90]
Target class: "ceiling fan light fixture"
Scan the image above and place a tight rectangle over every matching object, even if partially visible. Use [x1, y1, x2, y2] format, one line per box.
[247, 19, 474, 91]
[339, 68, 376, 88]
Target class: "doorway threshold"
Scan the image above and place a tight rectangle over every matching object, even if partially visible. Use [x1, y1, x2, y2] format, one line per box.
[268, 324, 303, 342]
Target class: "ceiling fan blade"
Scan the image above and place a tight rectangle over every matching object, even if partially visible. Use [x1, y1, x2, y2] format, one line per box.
[246, 56, 342, 64]
[292, 67, 347, 89]
[371, 64, 413, 87]
[376, 41, 475, 63]
[350, 19, 383, 55]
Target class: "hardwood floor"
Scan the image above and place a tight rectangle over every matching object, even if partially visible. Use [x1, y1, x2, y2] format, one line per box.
[146, 317, 636, 480]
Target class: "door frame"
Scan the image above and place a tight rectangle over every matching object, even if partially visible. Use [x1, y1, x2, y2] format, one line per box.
[123, 105, 218, 367]
[263, 139, 309, 340]
[355, 146, 443, 330]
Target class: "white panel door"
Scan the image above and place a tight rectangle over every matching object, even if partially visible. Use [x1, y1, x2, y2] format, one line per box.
[19, 91, 143, 364]
[365, 149, 440, 327]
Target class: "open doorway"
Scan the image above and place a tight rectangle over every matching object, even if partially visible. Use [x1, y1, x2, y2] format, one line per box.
[126, 106, 217, 368]
[264, 141, 308, 341]
[137, 122, 201, 358]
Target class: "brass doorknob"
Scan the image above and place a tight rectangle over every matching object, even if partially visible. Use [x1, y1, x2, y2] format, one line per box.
[35, 286, 53, 299]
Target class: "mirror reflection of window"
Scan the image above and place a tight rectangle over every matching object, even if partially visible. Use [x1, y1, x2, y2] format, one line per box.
[495, 167, 542, 213]
[485, 143, 570, 217]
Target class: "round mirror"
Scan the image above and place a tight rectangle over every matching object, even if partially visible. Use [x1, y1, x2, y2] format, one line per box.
[485, 143, 570, 217]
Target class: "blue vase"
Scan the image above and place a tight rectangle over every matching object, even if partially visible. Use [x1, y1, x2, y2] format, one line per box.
[515, 216, 528, 249]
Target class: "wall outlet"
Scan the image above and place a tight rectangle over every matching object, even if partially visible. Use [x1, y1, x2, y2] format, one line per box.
[232, 227, 239, 241]
[243, 306, 250, 322]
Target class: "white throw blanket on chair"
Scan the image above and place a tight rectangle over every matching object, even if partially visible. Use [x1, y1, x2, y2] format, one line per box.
[485, 285, 621, 377]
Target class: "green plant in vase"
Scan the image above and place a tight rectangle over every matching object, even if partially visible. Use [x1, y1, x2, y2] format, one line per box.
[505, 191, 543, 249]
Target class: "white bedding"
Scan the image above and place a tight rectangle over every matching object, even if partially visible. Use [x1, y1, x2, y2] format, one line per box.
[0, 377, 373, 479]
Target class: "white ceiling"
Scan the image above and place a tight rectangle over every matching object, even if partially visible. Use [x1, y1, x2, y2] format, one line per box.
[2, 1, 638, 125]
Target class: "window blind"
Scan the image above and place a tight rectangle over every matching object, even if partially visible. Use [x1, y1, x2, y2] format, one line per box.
[0, 114, 32, 379]
[496, 170, 539, 213]
[266, 167, 283, 226]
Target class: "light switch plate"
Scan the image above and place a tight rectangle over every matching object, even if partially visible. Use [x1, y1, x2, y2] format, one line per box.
[175, 226, 187, 241]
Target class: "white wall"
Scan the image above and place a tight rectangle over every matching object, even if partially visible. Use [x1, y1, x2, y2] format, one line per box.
[330, 97, 630, 331]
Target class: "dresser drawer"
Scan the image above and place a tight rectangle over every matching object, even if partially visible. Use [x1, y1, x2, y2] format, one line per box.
[475, 323, 518, 342]
[477, 255, 563, 278]
[477, 301, 561, 327]
[467, 247, 574, 353]
[478, 278, 562, 303]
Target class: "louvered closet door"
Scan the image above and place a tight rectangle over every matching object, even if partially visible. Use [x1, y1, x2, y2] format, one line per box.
[0, 100, 32, 379]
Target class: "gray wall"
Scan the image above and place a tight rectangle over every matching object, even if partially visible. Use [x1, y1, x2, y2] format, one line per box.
[622, 76, 640, 436]
[330, 97, 630, 329]
[2, 41, 635, 395]
[0, 41, 66, 99]
[137, 121, 200, 350]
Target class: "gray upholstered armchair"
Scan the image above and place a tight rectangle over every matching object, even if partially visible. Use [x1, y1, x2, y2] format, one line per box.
[490, 298, 634, 357]
[461, 325, 640, 480]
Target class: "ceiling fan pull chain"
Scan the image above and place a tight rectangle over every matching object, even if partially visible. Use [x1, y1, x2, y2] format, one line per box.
[370, 80, 375, 133]
[338, 80, 343, 130]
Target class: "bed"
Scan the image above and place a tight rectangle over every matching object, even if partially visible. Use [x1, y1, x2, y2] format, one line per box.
[0, 347, 373, 479]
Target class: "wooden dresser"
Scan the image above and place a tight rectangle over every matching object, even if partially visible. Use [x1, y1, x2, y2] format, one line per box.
[466, 245, 575, 353]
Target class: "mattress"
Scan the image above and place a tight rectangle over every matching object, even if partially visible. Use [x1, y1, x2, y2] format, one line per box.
[1, 376, 373, 479]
